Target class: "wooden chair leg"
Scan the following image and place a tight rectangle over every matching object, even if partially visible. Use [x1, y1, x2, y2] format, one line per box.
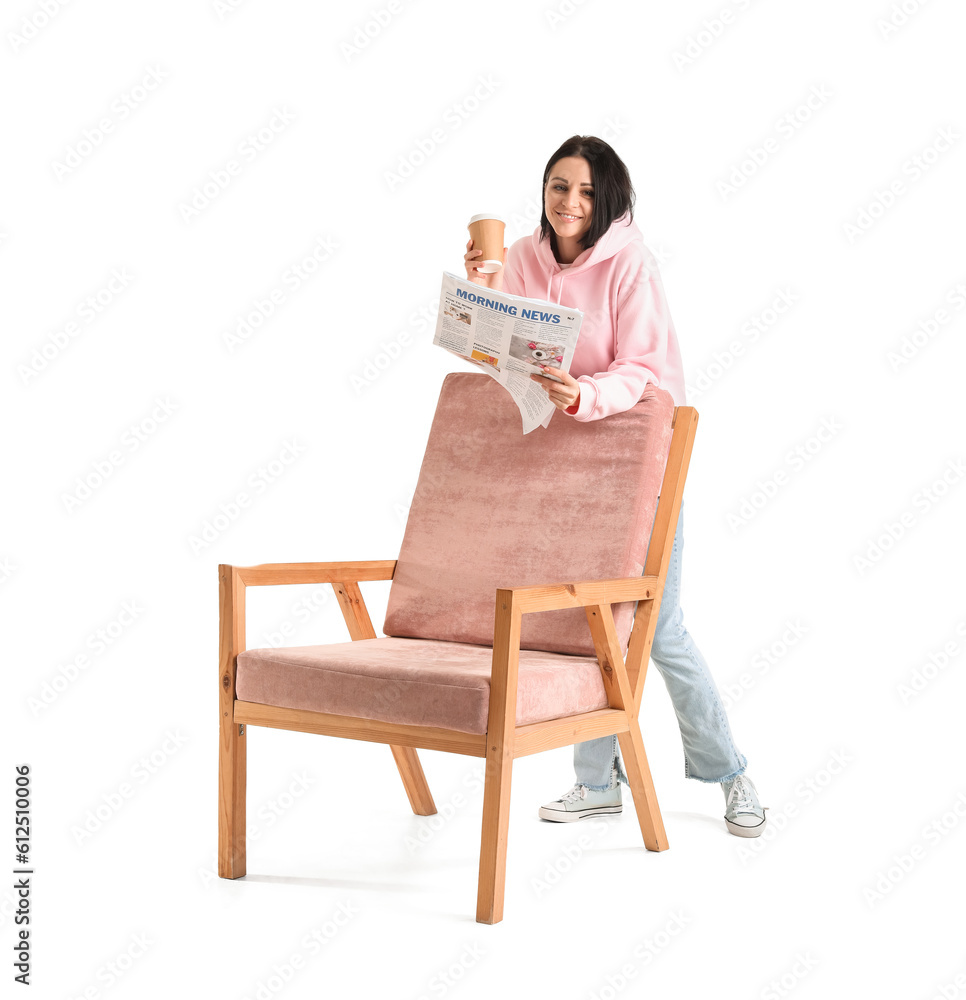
[219, 564, 247, 878]
[476, 751, 513, 924]
[390, 746, 437, 815]
[476, 589, 520, 924]
[618, 719, 669, 852]
[218, 720, 247, 877]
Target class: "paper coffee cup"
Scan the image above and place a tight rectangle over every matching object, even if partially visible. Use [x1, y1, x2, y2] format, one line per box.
[468, 213, 505, 273]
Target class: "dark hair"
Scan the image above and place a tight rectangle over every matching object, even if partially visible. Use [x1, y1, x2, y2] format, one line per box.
[539, 135, 635, 252]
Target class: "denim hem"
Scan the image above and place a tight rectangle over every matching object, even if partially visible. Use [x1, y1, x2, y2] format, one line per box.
[575, 736, 629, 790]
[614, 753, 629, 787]
[580, 753, 626, 791]
[685, 755, 748, 785]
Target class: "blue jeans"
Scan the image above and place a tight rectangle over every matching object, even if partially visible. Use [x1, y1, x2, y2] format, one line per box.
[574, 502, 748, 788]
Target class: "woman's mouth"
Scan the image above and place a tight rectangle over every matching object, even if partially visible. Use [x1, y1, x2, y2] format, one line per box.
[556, 211, 581, 223]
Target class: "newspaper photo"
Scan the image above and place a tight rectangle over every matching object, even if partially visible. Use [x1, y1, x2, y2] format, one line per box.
[433, 271, 584, 433]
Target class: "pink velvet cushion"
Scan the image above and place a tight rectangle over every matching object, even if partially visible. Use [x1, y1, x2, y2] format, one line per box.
[235, 637, 609, 735]
[383, 373, 674, 656]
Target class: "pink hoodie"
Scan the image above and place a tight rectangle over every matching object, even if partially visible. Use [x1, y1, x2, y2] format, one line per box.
[503, 213, 686, 420]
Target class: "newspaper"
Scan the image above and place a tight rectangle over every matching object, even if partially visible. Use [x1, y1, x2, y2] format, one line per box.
[433, 271, 583, 433]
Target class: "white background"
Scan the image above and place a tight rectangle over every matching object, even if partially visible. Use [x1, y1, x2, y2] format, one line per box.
[4, 0, 966, 997]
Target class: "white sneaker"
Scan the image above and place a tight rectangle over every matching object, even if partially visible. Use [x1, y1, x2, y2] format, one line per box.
[722, 774, 767, 837]
[539, 770, 622, 822]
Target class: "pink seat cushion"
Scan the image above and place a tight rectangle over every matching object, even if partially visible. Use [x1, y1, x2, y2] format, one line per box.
[383, 373, 674, 656]
[235, 637, 609, 735]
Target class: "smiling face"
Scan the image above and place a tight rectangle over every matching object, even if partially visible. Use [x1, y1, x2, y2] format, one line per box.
[544, 156, 594, 256]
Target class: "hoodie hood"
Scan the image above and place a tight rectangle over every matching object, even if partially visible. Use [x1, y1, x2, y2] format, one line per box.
[532, 211, 642, 301]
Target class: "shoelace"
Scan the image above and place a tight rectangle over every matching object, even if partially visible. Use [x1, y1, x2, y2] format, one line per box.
[727, 777, 756, 814]
[560, 785, 588, 803]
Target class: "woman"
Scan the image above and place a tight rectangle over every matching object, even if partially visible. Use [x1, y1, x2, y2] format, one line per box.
[463, 135, 766, 837]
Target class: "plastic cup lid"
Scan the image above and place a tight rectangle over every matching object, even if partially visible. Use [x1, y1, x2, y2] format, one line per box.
[468, 213, 505, 225]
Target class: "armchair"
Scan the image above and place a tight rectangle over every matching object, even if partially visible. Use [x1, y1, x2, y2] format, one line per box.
[218, 372, 698, 923]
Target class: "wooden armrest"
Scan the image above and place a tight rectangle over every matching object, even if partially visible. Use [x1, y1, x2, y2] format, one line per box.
[228, 560, 396, 588]
[219, 561, 394, 668]
[501, 576, 660, 615]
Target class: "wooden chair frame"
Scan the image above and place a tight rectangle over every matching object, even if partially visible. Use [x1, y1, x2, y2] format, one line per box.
[218, 406, 698, 923]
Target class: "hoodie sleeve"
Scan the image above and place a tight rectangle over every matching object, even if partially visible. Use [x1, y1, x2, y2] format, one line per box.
[570, 259, 670, 422]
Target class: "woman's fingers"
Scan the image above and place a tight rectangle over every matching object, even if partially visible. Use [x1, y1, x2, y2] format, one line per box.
[529, 370, 579, 409]
[463, 238, 502, 288]
[539, 365, 577, 386]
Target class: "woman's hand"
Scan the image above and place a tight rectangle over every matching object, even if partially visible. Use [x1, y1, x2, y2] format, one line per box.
[464, 238, 507, 290]
[530, 366, 581, 413]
